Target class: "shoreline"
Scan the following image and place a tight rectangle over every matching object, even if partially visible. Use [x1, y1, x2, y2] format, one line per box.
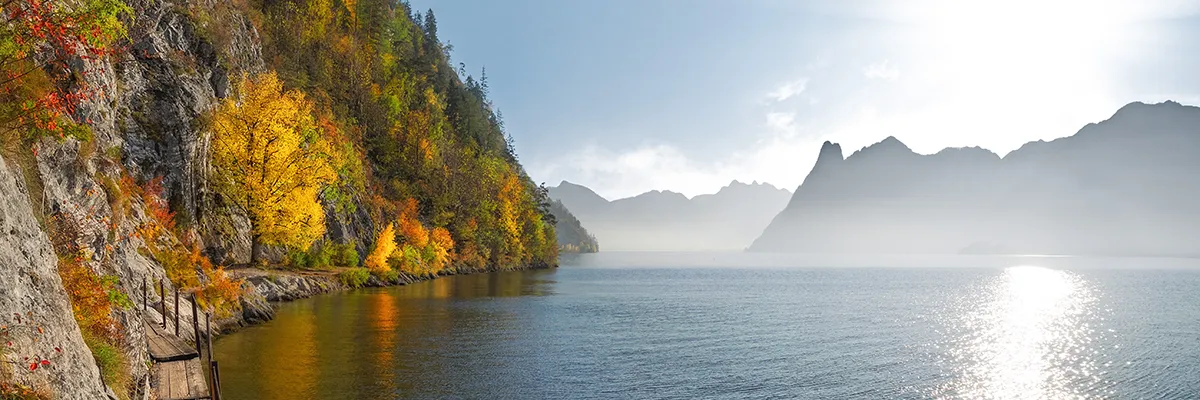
[215, 264, 558, 335]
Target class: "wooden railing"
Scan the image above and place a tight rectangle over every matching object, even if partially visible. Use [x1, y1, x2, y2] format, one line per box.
[141, 276, 222, 400]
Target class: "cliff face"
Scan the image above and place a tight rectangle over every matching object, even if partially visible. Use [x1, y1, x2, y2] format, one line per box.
[750, 101, 1200, 256]
[0, 156, 110, 399]
[2, 2, 265, 397]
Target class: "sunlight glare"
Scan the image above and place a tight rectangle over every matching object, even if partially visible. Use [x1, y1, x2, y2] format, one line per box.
[947, 266, 1104, 399]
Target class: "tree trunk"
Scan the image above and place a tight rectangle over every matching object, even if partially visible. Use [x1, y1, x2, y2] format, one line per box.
[250, 233, 262, 266]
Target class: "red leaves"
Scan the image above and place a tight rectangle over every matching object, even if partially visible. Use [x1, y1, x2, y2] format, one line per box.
[3, 0, 125, 142]
[25, 359, 47, 371]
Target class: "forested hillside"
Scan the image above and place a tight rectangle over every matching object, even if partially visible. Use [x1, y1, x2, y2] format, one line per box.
[238, 0, 558, 271]
[549, 199, 599, 253]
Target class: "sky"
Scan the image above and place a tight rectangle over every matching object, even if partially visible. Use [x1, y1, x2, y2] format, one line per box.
[409, 0, 1200, 200]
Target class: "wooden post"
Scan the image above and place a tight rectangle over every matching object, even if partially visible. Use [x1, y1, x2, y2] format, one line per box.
[174, 286, 180, 336]
[206, 312, 213, 360]
[211, 360, 221, 400]
[159, 279, 166, 329]
[141, 277, 147, 313]
[192, 294, 200, 356]
[206, 312, 218, 400]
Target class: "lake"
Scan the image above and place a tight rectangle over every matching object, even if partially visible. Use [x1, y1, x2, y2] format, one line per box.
[213, 252, 1200, 399]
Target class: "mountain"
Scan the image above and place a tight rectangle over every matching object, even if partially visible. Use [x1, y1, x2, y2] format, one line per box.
[550, 180, 792, 251]
[549, 199, 599, 253]
[549, 181, 611, 213]
[750, 101, 1200, 257]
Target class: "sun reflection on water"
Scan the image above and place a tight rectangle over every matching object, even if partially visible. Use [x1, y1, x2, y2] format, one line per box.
[941, 266, 1107, 399]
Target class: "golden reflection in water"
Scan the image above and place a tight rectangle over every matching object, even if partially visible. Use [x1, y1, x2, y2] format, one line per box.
[259, 304, 318, 400]
[370, 290, 398, 370]
[947, 266, 1102, 400]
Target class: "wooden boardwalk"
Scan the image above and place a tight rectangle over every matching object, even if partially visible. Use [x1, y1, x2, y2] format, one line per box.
[142, 282, 219, 400]
[152, 358, 210, 400]
[147, 322, 199, 362]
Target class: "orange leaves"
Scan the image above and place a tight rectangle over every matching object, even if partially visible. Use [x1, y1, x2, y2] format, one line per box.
[194, 249, 243, 318]
[398, 198, 428, 248]
[140, 176, 176, 234]
[431, 227, 454, 251]
[57, 254, 122, 343]
[418, 138, 434, 161]
[365, 223, 397, 273]
[427, 227, 454, 273]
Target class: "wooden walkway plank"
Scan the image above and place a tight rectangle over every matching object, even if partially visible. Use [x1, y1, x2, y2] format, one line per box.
[146, 322, 199, 362]
[168, 360, 187, 399]
[153, 358, 210, 400]
[185, 356, 208, 396]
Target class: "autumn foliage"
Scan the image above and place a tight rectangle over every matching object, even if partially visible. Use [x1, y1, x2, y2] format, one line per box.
[398, 198, 428, 248]
[365, 223, 396, 273]
[209, 72, 336, 262]
[46, 212, 128, 344]
[0, 0, 129, 140]
[248, 0, 558, 271]
[135, 174, 242, 317]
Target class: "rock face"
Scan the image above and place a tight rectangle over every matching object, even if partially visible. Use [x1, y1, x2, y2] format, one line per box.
[0, 2, 283, 396]
[750, 101, 1200, 256]
[549, 180, 793, 251]
[0, 156, 108, 399]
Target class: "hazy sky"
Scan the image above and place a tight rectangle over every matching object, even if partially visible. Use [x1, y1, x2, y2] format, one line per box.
[410, 0, 1200, 200]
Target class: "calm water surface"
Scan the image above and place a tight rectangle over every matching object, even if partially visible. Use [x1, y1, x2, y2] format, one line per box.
[214, 253, 1200, 399]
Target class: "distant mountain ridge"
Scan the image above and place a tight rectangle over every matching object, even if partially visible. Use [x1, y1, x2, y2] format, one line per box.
[549, 180, 792, 251]
[548, 199, 599, 253]
[750, 100, 1200, 257]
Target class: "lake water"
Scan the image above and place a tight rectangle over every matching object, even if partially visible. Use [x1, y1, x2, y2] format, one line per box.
[213, 253, 1200, 399]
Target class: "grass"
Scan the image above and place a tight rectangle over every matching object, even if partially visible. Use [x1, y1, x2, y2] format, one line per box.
[371, 268, 400, 284]
[82, 333, 131, 400]
[0, 133, 48, 227]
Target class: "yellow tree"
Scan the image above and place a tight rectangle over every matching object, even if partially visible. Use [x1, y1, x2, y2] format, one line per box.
[365, 223, 396, 272]
[210, 72, 335, 264]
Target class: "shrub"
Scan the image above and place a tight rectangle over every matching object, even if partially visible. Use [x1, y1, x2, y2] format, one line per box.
[331, 243, 359, 267]
[286, 242, 337, 270]
[308, 244, 333, 269]
[57, 254, 124, 343]
[337, 268, 370, 288]
[285, 249, 309, 269]
[392, 244, 425, 276]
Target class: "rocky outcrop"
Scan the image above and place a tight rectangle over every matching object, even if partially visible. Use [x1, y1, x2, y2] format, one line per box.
[240, 272, 341, 303]
[0, 156, 109, 399]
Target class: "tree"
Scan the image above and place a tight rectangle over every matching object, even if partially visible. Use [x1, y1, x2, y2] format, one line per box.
[0, 0, 130, 138]
[422, 9, 437, 40]
[209, 72, 335, 264]
[365, 223, 396, 272]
